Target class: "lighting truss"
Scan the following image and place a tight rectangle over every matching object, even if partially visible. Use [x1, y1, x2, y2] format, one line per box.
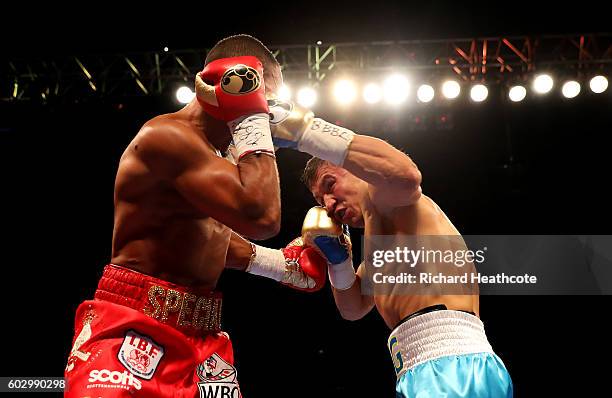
[2, 33, 610, 103]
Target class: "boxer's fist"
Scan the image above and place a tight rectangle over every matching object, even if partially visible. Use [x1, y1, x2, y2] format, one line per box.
[195, 56, 269, 122]
[302, 206, 352, 265]
[196, 57, 276, 159]
[267, 98, 314, 149]
[247, 238, 327, 292]
[267, 98, 355, 166]
[301, 206, 356, 290]
[279, 238, 327, 292]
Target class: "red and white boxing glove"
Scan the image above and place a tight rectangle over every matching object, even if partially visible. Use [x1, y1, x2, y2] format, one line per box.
[195, 56, 275, 160]
[246, 238, 327, 292]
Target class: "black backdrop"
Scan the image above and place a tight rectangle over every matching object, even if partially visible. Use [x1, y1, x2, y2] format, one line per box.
[2, 2, 612, 396]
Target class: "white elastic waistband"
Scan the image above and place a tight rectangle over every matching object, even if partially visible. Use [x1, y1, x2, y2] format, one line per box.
[388, 310, 493, 379]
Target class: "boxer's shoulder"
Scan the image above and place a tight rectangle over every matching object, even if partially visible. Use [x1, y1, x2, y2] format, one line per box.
[139, 114, 200, 147]
[128, 115, 215, 174]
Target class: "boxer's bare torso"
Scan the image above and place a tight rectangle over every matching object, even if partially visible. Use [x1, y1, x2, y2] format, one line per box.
[110, 49, 283, 289]
[111, 111, 231, 288]
[361, 194, 479, 329]
[310, 134, 479, 329]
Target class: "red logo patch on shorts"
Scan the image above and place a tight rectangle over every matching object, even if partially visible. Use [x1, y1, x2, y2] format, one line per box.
[117, 330, 164, 380]
[196, 353, 236, 382]
[196, 353, 241, 398]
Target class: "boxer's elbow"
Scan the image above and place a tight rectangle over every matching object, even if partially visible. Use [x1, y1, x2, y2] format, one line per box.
[407, 185, 423, 205]
[378, 157, 421, 190]
[238, 220, 280, 240]
[252, 213, 281, 239]
[396, 167, 422, 193]
[240, 201, 281, 240]
[339, 309, 366, 321]
[385, 168, 422, 204]
[336, 300, 370, 321]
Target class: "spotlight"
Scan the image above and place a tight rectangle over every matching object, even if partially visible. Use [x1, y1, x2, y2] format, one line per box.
[561, 81, 581, 99]
[297, 87, 317, 107]
[508, 85, 527, 102]
[333, 79, 357, 105]
[470, 84, 488, 102]
[589, 75, 608, 94]
[441, 80, 461, 99]
[416, 84, 435, 103]
[176, 86, 195, 104]
[278, 85, 291, 101]
[533, 74, 554, 94]
[383, 74, 410, 104]
[363, 83, 382, 104]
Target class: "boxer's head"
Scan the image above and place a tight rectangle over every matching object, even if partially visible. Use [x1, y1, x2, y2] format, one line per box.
[302, 157, 368, 228]
[205, 34, 283, 97]
[198, 35, 282, 149]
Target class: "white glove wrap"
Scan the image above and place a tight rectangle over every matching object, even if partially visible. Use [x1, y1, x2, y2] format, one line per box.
[328, 258, 357, 290]
[245, 244, 285, 281]
[228, 113, 275, 160]
[297, 118, 355, 166]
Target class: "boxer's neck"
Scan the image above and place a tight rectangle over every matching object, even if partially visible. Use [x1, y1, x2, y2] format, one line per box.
[180, 100, 232, 152]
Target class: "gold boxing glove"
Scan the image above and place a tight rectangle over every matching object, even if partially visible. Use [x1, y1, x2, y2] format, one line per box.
[301, 207, 356, 290]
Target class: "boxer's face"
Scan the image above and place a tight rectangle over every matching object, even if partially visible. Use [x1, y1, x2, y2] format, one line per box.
[311, 164, 367, 228]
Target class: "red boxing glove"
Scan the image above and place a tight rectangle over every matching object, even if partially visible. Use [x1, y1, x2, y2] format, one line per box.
[247, 238, 327, 292]
[281, 238, 328, 292]
[195, 56, 269, 122]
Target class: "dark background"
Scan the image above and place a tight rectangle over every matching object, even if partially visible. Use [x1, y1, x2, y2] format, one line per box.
[2, 1, 611, 396]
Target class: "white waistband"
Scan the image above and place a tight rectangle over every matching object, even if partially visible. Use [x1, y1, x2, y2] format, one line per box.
[388, 310, 493, 379]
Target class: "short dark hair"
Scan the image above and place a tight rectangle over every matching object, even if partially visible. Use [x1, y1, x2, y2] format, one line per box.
[301, 157, 329, 190]
[205, 34, 282, 89]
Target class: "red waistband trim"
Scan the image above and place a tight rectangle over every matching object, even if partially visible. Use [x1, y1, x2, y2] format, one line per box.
[94, 264, 222, 335]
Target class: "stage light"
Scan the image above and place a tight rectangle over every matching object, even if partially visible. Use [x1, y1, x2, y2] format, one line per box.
[363, 83, 382, 104]
[533, 74, 554, 94]
[441, 80, 461, 99]
[176, 86, 195, 104]
[333, 79, 357, 105]
[416, 84, 435, 103]
[470, 84, 488, 102]
[297, 87, 317, 107]
[278, 85, 291, 101]
[561, 81, 581, 99]
[383, 74, 410, 104]
[589, 75, 608, 94]
[508, 85, 527, 102]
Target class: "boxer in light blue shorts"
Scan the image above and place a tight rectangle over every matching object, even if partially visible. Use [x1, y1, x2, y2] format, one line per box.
[389, 305, 513, 398]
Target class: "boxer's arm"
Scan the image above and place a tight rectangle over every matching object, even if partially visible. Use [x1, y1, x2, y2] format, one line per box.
[225, 232, 252, 271]
[138, 122, 280, 240]
[331, 262, 375, 321]
[269, 101, 421, 208]
[224, 232, 327, 291]
[343, 135, 422, 208]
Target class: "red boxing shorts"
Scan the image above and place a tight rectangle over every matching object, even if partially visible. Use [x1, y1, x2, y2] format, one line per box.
[65, 264, 241, 398]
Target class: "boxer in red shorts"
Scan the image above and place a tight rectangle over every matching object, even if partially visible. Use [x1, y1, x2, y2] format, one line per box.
[64, 35, 328, 398]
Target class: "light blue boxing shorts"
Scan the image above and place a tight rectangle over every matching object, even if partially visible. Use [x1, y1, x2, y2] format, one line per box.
[388, 309, 513, 398]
